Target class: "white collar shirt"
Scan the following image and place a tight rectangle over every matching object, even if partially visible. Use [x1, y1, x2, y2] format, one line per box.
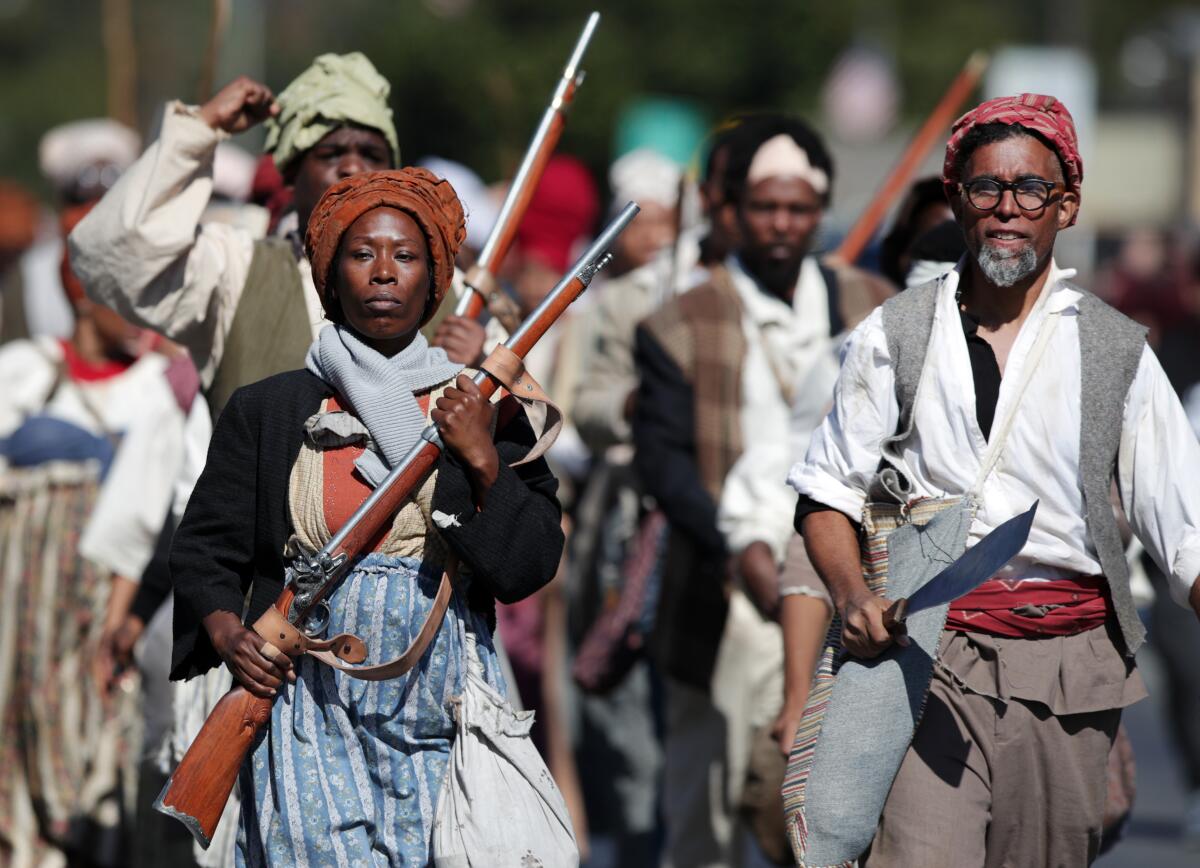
[719, 255, 840, 561]
[789, 261, 1200, 604]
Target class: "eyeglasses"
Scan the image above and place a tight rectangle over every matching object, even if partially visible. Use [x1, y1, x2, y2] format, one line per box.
[960, 178, 1060, 212]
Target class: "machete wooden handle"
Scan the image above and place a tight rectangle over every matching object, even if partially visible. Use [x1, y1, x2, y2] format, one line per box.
[882, 597, 909, 634]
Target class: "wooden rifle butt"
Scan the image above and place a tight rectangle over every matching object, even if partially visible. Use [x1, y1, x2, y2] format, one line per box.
[154, 684, 273, 848]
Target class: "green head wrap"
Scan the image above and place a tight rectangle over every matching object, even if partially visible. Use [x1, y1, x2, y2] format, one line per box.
[264, 52, 400, 172]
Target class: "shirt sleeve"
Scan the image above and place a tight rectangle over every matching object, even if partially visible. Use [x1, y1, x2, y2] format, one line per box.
[1118, 344, 1200, 606]
[787, 307, 898, 522]
[67, 101, 255, 388]
[79, 368, 186, 580]
[717, 439, 796, 563]
[631, 324, 725, 555]
[571, 269, 656, 453]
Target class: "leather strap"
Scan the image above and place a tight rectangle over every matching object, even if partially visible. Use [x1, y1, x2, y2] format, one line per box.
[252, 558, 459, 682]
[464, 264, 523, 334]
[479, 344, 563, 466]
[252, 606, 368, 663]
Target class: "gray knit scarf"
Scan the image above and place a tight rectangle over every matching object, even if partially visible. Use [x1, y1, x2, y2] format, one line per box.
[306, 324, 462, 487]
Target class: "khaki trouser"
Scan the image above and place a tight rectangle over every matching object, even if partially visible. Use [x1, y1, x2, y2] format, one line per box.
[663, 591, 783, 868]
[863, 660, 1120, 868]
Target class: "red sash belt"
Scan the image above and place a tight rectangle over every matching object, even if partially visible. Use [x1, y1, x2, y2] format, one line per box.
[946, 574, 1111, 638]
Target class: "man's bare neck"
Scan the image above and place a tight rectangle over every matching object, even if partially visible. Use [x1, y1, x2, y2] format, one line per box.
[959, 258, 1053, 330]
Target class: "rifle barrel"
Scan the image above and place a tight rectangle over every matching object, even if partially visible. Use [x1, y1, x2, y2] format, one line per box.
[455, 11, 600, 316]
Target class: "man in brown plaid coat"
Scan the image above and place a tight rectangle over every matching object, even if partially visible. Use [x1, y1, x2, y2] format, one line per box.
[632, 114, 891, 867]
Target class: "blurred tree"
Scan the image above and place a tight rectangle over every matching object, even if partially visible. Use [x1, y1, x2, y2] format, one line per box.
[0, 0, 1190, 201]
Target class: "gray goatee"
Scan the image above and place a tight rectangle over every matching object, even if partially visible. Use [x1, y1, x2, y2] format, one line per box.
[976, 241, 1038, 288]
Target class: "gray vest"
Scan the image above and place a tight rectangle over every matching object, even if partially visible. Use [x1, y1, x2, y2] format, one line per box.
[206, 238, 313, 420]
[880, 278, 1148, 654]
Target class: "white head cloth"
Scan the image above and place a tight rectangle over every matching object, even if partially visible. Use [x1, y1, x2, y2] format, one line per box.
[419, 156, 498, 251]
[608, 147, 683, 210]
[39, 119, 140, 192]
[746, 133, 829, 195]
[212, 143, 258, 203]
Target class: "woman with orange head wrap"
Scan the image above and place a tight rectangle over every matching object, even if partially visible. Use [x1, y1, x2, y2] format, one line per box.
[168, 168, 564, 865]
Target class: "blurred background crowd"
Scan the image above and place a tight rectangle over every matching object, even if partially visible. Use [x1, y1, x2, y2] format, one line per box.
[2, 1, 1200, 866]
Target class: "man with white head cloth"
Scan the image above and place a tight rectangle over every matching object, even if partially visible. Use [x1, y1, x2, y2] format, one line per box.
[14, 119, 141, 341]
[630, 114, 890, 866]
[606, 147, 683, 276]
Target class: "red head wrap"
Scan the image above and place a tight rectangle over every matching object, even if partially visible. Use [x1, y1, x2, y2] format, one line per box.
[943, 93, 1082, 226]
[515, 155, 599, 272]
[305, 168, 466, 326]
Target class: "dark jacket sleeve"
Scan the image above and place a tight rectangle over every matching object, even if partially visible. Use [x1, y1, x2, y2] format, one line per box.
[631, 325, 726, 556]
[130, 510, 177, 624]
[169, 387, 259, 673]
[431, 403, 563, 604]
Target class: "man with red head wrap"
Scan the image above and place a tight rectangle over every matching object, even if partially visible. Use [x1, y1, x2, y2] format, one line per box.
[786, 94, 1200, 866]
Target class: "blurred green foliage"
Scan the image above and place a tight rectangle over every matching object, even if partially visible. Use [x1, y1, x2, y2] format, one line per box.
[0, 0, 1186, 201]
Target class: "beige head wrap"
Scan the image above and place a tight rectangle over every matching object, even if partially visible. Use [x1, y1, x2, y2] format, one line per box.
[264, 52, 400, 172]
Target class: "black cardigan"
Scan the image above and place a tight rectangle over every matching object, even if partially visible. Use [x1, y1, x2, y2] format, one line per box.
[169, 369, 563, 681]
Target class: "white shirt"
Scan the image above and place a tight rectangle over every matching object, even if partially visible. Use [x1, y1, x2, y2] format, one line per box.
[789, 261, 1200, 605]
[0, 337, 210, 580]
[718, 256, 841, 562]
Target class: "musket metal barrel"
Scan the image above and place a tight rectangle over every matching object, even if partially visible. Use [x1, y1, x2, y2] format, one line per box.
[454, 11, 601, 316]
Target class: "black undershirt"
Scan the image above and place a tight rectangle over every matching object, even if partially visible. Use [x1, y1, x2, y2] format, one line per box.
[794, 308, 1002, 531]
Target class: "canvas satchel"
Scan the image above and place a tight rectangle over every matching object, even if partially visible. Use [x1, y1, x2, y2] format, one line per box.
[431, 629, 580, 867]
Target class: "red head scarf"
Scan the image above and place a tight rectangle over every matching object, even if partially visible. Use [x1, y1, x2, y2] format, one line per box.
[305, 168, 466, 326]
[514, 155, 599, 272]
[943, 93, 1082, 226]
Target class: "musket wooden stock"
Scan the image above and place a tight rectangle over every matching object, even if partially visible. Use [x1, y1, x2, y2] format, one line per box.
[831, 51, 988, 267]
[154, 588, 293, 847]
[456, 110, 571, 321]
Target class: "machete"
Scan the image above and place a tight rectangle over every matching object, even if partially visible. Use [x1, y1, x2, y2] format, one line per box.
[883, 500, 1039, 632]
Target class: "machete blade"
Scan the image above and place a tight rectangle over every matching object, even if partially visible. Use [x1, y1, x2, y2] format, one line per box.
[900, 500, 1039, 617]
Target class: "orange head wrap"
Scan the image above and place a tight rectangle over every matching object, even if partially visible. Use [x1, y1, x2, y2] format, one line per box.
[305, 168, 465, 327]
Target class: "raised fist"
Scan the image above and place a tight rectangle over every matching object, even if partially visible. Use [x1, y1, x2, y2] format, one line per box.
[198, 76, 279, 134]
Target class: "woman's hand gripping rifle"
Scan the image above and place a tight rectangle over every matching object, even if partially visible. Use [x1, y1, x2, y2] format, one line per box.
[154, 202, 642, 848]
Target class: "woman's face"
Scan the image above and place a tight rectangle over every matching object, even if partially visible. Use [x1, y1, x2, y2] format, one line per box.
[334, 206, 431, 353]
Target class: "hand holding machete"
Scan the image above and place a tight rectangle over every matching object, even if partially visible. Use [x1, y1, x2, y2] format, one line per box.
[844, 501, 1039, 659]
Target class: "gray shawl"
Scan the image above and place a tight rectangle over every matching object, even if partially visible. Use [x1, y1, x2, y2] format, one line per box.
[305, 325, 462, 487]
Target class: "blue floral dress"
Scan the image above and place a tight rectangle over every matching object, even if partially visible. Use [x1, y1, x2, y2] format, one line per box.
[237, 392, 507, 867]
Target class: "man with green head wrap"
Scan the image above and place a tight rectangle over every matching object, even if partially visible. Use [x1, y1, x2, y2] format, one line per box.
[69, 53, 401, 418]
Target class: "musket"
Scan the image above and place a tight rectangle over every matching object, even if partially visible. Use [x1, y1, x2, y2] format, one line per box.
[829, 51, 988, 268]
[155, 202, 641, 848]
[453, 11, 600, 327]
